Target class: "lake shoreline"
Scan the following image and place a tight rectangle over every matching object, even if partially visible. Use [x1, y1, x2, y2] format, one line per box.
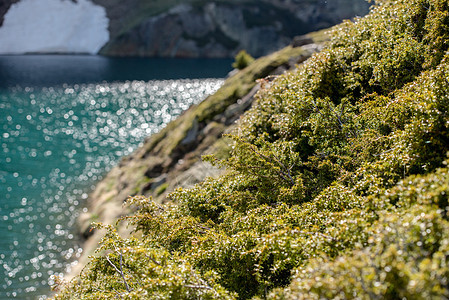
[62, 40, 324, 290]
[0, 55, 233, 89]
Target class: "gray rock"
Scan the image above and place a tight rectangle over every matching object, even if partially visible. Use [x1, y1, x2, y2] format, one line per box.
[174, 161, 222, 189]
[179, 6, 215, 38]
[292, 35, 314, 47]
[150, 174, 168, 191]
[181, 118, 199, 146]
[99, 0, 370, 57]
[206, 3, 245, 43]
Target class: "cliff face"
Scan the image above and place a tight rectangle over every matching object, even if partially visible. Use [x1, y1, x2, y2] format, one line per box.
[98, 2, 295, 57]
[0, 0, 368, 57]
[96, 0, 370, 57]
[0, 0, 18, 26]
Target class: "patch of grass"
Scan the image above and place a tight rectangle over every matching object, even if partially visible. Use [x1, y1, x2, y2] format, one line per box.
[139, 43, 309, 160]
[195, 45, 307, 123]
[155, 183, 169, 196]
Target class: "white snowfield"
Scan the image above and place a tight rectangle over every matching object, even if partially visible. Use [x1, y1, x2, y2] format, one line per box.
[0, 0, 109, 54]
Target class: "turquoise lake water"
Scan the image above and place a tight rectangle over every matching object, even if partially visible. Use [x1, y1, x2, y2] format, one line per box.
[0, 55, 230, 299]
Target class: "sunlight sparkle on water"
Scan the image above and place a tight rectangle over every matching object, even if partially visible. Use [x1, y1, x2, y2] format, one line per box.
[0, 78, 223, 299]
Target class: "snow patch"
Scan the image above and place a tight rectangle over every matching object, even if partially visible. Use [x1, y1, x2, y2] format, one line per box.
[0, 0, 109, 54]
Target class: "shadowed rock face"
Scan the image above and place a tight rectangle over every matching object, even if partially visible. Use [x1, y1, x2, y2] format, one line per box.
[98, 0, 370, 58]
[0, 0, 18, 26]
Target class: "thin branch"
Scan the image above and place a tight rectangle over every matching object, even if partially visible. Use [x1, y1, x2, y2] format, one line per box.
[111, 287, 124, 300]
[197, 224, 211, 231]
[246, 141, 295, 186]
[331, 101, 345, 129]
[246, 165, 280, 179]
[92, 287, 108, 293]
[106, 253, 131, 293]
[119, 250, 131, 292]
[145, 254, 161, 266]
[106, 256, 122, 275]
[133, 273, 143, 288]
[267, 143, 295, 185]
[185, 284, 213, 290]
[329, 101, 354, 140]
[187, 268, 216, 295]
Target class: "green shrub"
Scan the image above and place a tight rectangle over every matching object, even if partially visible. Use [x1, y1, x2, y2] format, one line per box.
[269, 177, 449, 299]
[56, 0, 449, 298]
[54, 222, 235, 299]
[232, 50, 255, 70]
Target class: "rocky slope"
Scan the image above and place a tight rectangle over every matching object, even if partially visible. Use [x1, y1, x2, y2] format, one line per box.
[70, 31, 326, 278]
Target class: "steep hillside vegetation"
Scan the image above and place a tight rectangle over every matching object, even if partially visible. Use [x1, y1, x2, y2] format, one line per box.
[71, 34, 324, 281]
[55, 0, 449, 298]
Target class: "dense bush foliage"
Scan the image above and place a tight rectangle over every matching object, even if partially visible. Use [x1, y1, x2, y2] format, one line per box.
[55, 0, 449, 298]
[232, 50, 256, 70]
